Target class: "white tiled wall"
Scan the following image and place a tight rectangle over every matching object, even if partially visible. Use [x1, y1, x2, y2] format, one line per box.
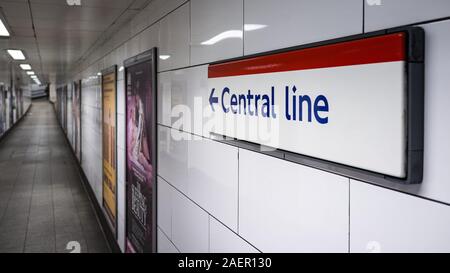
[190, 0, 244, 65]
[0, 77, 32, 138]
[157, 65, 210, 137]
[80, 78, 103, 205]
[364, 0, 450, 32]
[157, 176, 173, 238]
[158, 126, 239, 231]
[239, 149, 349, 253]
[64, 0, 450, 253]
[157, 228, 179, 253]
[209, 217, 258, 253]
[243, 0, 363, 55]
[171, 183, 210, 253]
[158, 3, 190, 72]
[350, 180, 450, 253]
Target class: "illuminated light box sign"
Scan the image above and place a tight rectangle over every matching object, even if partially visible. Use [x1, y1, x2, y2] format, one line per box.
[208, 28, 424, 184]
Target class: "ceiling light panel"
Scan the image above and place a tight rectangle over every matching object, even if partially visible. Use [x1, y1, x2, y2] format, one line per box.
[7, 50, 26, 60]
[0, 18, 10, 37]
[20, 64, 32, 70]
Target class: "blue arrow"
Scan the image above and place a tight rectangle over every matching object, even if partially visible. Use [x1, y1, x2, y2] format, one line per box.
[209, 88, 218, 111]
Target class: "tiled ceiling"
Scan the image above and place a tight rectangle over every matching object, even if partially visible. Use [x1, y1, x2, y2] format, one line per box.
[0, 0, 151, 85]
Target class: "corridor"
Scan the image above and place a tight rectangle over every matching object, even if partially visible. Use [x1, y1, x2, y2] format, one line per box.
[0, 100, 110, 253]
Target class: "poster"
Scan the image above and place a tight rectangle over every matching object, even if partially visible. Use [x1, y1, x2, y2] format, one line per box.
[9, 87, 14, 127]
[62, 85, 67, 132]
[125, 49, 157, 253]
[56, 87, 61, 124]
[18, 88, 23, 117]
[0, 86, 5, 136]
[73, 80, 82, 162]
[102, 66, 117, 234]
[67, 84, 73, 145]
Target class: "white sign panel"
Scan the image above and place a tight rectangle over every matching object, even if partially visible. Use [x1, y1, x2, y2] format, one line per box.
[208, 33, 410, 178]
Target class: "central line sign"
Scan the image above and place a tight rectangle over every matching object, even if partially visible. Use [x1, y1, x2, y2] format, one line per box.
[207, 28, 424, 184]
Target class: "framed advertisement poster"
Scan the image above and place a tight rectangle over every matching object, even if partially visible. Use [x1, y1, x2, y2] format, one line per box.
[62, 85, 67, 132]
[0, 85, 5, 136]
[9, 87, 14, 126]
[102, 65, 118, 236]
[12, 87, 16, 124]
[73, 80, 82, 162]
[124, 48, 157, 253]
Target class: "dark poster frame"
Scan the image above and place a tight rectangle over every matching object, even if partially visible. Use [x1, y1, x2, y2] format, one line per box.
[63, 85, 67, 133]
[124, 48, 157, 253]
[10, 87, 15, 124]
[16, 88, 20, 121]
[101, 65, 118, 238]
[73, 80, 82, 163]
[0, 85, 5, 136]
[7, 87, 12, 129]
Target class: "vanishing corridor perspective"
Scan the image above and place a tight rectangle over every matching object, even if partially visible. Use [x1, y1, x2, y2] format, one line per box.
[0, 100, 110, 253]
[1, 0, 450, 254]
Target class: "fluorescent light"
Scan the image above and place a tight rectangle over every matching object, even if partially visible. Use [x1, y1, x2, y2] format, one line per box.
[201, 30, 243, 46]
[159, 55, 171, 60]
[20, 64, 32, 70]
[119, 66, 124, 71]
[27, 71, 35, 75]
[97, 72, 101, 76]
[244, 24, 267, 31]
[0, 18, 10, 37]
[7, 50, 26, 60]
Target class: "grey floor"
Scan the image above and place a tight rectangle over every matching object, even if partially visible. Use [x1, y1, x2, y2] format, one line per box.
[0, 99, 110, 253]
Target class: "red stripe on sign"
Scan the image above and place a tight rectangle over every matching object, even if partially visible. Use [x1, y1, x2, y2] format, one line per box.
[208, 33, 406, 78]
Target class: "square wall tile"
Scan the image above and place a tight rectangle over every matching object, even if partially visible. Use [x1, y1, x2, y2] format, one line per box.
[188, 136, 238, 231]
[244, 0, 362, 54]
[145, 0, 189, 27]
[157, 125, 189, 194]
[239, 149, 349, 253]
[157, 177, 173, 238]
[190, 0, 243, 65]
[171, 189, 209, 253]
[350, 180, 450, 253]
[139, 23, 160, 54]
[365, 0, 450, 31]
[158, 3, 190, 71]
[125, 35, 140, 59]
[157, 126, 239, 231]
[209, 217, 258, 253]
[157, 65, 210, 137]
[157, 227, 179, 253]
